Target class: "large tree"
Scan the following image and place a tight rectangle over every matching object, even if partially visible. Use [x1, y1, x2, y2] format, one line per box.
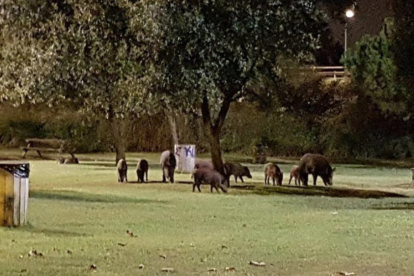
[137, 0, 325, 173]
[343, 19, 409, 114]
[393, 0, 414, 109]
[0, 0, 148, 163]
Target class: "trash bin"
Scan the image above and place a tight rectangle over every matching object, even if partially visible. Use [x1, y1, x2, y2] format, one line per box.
[0, 161, 30, 227]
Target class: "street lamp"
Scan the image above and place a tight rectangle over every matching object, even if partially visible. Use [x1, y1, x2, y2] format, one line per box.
[344, 8, 355, 55]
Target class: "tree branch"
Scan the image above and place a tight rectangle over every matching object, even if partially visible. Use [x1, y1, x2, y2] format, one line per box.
[213, 96, 232, 135]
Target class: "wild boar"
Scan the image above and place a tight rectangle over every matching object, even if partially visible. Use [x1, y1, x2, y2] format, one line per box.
[136, 159, 149, 183]
[264, 163, 283, 186]
[192, 168, 228, 193]
[160, 150, 177, 183]
[289, 165, 301, 186]
[194, 160, 214, 170]
[298, 153, 335, 186]
[223, 162, 252, 185]
[117, 159, 128, 183]
[64, 157, 79, 164]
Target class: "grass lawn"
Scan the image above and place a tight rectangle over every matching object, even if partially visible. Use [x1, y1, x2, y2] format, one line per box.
[1, 150, 414, 275]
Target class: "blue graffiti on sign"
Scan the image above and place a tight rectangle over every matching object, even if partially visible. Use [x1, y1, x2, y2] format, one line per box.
[184, 146, 195, 158]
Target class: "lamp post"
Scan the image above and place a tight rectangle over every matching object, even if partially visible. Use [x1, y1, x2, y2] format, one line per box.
[344, 9, 355, 55]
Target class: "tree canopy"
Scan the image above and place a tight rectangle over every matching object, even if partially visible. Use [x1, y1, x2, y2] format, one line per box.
[343, 19, 407, 114]
[393, 0, 414, 106]
[138, 0, 326, 171]
[1, 0, 327, 168]
[0, 0, 151, 161]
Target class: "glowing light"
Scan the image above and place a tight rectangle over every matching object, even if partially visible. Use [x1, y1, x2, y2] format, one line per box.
[346, 9, 355, 18]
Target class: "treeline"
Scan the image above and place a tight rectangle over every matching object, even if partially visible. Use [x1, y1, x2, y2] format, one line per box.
[2, 74, 413, 160]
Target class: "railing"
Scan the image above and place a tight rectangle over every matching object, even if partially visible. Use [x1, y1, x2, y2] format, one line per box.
[310, 66, 351, 80]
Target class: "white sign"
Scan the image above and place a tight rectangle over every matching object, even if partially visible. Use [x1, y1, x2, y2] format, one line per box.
[174, 144, 196, 173]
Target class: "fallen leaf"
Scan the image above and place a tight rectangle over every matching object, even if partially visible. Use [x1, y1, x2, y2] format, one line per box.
[118, 243, 127, 247]
[28, 250, 43, 257]
[89, 264, 97, 270]
[249, 261, 266, 267]
[207, 268, 217, 272]
[161, 267, 174, 272]
[338, 272, 355, 276]
[18, 255, 24, 259]
[221, 245, 228, 249]
[159, 254, 167, 259]
[126, 230, 136, 237]
[20, 269, 27, 273]
[67, 250, 73, 254]
[139, 264, 144, 269]
[225, 267, 236, 271]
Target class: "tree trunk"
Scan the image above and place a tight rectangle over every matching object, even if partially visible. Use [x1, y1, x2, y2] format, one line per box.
[209, 131, 225, 174]
[201, 94, 232, 175]
[110, 116, 126, 165]
[166, 111, 179, 146]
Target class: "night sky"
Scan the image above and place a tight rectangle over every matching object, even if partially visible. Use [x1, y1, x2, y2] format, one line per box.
[329, 0, 394, 46]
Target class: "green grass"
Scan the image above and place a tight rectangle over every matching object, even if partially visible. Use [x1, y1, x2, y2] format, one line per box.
[1, 150, 414, 275]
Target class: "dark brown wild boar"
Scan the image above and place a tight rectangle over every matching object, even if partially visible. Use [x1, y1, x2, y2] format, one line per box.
[136, 159, 149, 183]
[298, 154, 335, 186]
[264, 163, 283, 186]
[117, 159, 128, 183]
[223, 162, 252, 185]
[160, 150, 176, 183]
[194, 160, 214, 170]
[289, 165, 301, 186]
[192, 168, 228, 193]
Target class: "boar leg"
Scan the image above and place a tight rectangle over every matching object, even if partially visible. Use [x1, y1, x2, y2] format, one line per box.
[264, 175, 267, 185]
[169, 168, 175, 183]
[146, 171, 148, 182]
[301, 174, 308, 186]
[213, 184, 220, 193]
[312, 174, 318, 186]
[163, 167, 170, 183]
[162, 167, 167, 183]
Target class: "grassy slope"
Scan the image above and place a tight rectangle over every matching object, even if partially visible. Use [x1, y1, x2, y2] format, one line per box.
[0, 150, 414, 275]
